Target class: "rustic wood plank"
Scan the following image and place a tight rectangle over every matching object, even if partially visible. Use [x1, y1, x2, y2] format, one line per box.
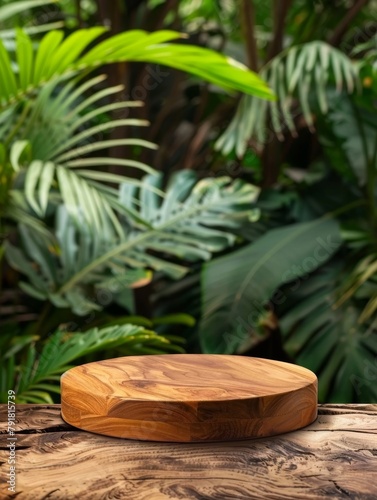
[61, 355, 317, 441]
[0, 405, 71, 434]
[1, 404, 376, 499]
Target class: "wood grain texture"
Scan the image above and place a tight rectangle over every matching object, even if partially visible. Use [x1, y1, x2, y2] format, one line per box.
[1, 404, 377, 499]
[60, 354, 317, 441]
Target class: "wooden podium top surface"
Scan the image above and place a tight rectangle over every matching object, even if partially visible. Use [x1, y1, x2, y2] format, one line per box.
[61, 354, 316, 401]
[60, 355, 317, 442]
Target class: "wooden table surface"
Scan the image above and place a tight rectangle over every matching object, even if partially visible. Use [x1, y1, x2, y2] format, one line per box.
[0, 404, 376, 499]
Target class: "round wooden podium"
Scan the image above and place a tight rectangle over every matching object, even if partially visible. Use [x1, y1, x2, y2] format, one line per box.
[61, 354, 317, 442]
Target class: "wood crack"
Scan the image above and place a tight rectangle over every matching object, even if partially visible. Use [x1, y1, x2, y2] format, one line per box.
[330, 480, 351, 497]
[14, 425, 73, 434]
[305, 429, 377, 434]
[40, 489, 61, 499]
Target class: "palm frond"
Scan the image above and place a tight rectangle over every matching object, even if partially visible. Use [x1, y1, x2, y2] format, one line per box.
[4, 76, 158, 236]
[1, 22, 64, 39]
[216, 41, 359, 157]
[3, 190, 53, 240]
[316, 90, 377, 187]
[11, 324, 178, 403]
[14, 74, 152, 163]
[2, 26, 273, 238]
[5, 171, 259, 315]
[0, 0, 57, 22]
[0, 27, 273, 112]
[279, 261, 377, 403]
[335, 253, 377, 323]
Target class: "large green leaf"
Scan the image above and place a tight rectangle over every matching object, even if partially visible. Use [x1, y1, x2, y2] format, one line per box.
[279, 262, 377, 403]
[4, 76, 156, 237]
[2, 26, 271, 235]
[199, 217, 342, 354]
[5, 171, 259, 315]
[0, 27, 273, 110]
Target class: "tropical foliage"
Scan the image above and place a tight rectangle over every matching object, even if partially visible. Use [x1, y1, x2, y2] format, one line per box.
[216, 41, 359, 156]
[200, 218, 342, 354]
[0, 324, 176, 403]
[0, 0, 270, 403]
[207, 78, 376, 404]
[144, 0, 377, 403]
[1, 0, 377, 405]
[5, 172, 258, 315]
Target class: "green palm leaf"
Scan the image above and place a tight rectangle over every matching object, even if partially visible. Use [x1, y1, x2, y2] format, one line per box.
[0, 27, 273, 111]
[2, 26, 273, 240]
[317, 90, 377, 187]
[4, 76, 157, 236]
[0, 0, 57, 22]
[335, 253, 377, 323]
[279, 262, 377, 403]
[216, 41, 358, 156]
[12, 324, 177, 403]
[5, 171, 259, 315]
